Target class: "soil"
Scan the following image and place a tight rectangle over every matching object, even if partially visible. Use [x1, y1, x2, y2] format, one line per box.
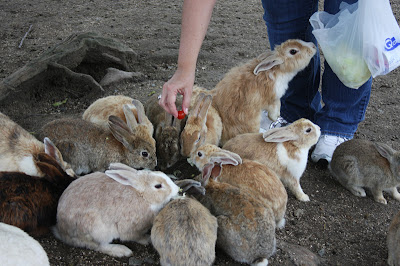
[1, 0, 400, 265]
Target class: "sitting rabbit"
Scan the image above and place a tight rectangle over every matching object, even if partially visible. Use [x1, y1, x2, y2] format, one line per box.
[329, 138, 400, 204]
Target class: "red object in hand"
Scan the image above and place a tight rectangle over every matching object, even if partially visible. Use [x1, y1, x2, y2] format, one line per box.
[177, 110, 186, 120]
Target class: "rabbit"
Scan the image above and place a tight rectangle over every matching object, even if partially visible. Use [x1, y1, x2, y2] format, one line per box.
[0, 112, 75, 177]
[329, 138, 400, 205]
[151, 195, 218, 266]
[208, 39, 316, 145]
[52, 162, 180, 257]
[189, 143, 288, 229]
[40, 115, 157, 175]
[0, 222, 50, 266]
[145, 93, 185, 170]
[191, 171, 276, 265]
[82, 94, 154, 136]
[388, 210, 400, 266]
[223, 118, 321, 202]
[0, 152, 76, 236]
[180, 89, 222, 157]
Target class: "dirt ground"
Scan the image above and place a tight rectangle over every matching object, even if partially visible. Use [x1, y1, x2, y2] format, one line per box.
[1, 0, 400, 265]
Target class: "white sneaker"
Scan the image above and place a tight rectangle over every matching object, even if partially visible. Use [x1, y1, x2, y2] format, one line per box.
[259, 111, 289, 133]
[311, 135, 349, 163]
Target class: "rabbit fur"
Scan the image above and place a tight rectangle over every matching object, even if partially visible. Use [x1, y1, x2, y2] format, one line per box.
[192, 173, 276, 266]
[0, 112, 75, 177]
[0, 153, 76, 236]
[53, 163, 179, 257]
[329, 139, 400, 205]
[180, 89, 222, 157]
[223, 118, 321, 201]
[40, 115, 157, 175]
[151, 195, 218, 266]
[190, 143, 287, 229]
[145, 93, 185, 170]
[0, 222, 50, 266]
[82, 94, 154, 136]
[388, 210, 400, 266]
[209, 39, 316, 145]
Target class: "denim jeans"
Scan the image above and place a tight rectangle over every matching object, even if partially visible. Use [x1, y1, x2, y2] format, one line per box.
[261, 0, 372, 138]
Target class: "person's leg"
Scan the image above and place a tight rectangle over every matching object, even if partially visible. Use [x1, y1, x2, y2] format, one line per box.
[311, 0, 373, 163]
[261, 0, 321, 124]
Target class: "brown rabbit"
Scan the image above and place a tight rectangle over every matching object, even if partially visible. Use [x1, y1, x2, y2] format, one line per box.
[151, 196, 218, 266]
[388, 210, 400, 266]
[40, 116, 157, 175]
[223, 118, 321, 201]
[209, 39, 316, 145]
[190, 144, 287, 228]
[145, 93, 185, 170]
[82, 95, 154, 136]
[0, 112, 75, 177]
[329, 139, 400, 204]
[180, 89, 222, 157]
[192, 172, 276, 265]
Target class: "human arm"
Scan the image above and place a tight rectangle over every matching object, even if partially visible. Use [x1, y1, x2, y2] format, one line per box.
[159, 0, 217, 117]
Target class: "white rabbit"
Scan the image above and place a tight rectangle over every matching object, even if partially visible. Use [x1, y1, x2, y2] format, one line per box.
[53, 163, 179, 257]
[223, 118, 321, 201]
[330, 139, 400, 204]
[0, 222, 50, 266]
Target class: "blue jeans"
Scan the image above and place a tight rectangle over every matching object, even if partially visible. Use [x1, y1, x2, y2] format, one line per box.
[261, 0, 372, 138]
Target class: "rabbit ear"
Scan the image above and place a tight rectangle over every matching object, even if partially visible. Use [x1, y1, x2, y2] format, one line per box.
[202, 163, 222, 181]
[198, 94, 212, 119]
[374, 142, 395, 160]
[132, 99, 146, 124]
[172, 115, 181, 129]
[174, 179, 205, 195]
[209, 150, 242, 166]
[262, 127, 299, 142]
[123, 104, 138, 132]
[164, 111, 174, 126]
[105, 169, 145, 192]
[43, 137, 66, 167]
[108, 115, 132, 148]
[108, 162, 137, 172]
[253, 54, 284, 75]
[189, 93, 205, 118]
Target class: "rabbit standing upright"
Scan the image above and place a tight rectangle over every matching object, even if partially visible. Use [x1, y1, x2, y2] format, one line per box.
[329, 139, 400, 204]
[53, 163, 179, 257]
[0, 112, 75, 177]
[223, 118, 320, 201]
[180, 90, 222, 157]
[190, 144, 287, 228]
[210, 39, 316, 145]
[388, 210, 400, 266]
[145, 93, 185, 170]
[0, 152, 76, 236]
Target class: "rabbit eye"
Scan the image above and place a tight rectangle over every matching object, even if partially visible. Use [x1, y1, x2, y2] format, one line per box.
[155, 184, 162, 189]
[290, 49, 298, 55]
[197, 151, 203, 157]
[141, 151, 149, 157]
[305, 128, 312, 133]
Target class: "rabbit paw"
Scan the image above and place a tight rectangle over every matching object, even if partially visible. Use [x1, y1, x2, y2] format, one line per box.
[375, 197, 388, 205]
[99, 244, 133, 257]
[349, 186, 366, 197]
[276, 218, 286, 229]
[296, 193, 310, 202]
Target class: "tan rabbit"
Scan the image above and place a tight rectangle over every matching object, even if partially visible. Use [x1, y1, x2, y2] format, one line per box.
[82, 95, 154, 136]
[180, 89, 222, 157]
[190, 144, 287, 229]
[329, 139, 400, 204]
[209, 39, 316, 145]
[53, 163, 180, 257]
[151, 196, 218, 266]
[223, 118, 321, 201]
[145, 93, 185, 170]
[0, 112, 75, 177]
[388, 210, 400, 266]
[192, 172, 276, 265]
[40, 115, 157, 175]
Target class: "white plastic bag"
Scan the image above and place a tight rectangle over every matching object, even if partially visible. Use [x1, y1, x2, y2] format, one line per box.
[360, 0, 400, 77]
[310, 2, 371, 89]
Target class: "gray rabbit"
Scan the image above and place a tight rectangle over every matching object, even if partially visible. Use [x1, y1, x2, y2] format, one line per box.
[329, 139, 400, 204]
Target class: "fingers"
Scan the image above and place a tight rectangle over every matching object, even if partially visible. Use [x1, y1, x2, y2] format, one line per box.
[159, 85, 178, 118]
[182, 89, 192, 115]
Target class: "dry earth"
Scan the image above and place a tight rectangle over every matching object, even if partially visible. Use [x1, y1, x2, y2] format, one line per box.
[1, 0, 400, 265]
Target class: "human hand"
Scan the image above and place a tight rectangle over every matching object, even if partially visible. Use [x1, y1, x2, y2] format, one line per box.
[159, 68, 194, 118]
